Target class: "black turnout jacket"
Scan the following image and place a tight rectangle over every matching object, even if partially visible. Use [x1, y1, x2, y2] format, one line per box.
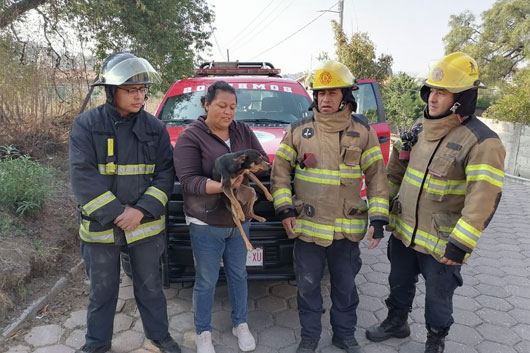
[69, 103, 174, 244]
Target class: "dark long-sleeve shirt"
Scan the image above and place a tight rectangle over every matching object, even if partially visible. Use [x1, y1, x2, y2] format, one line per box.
[174, 116, 267, 227]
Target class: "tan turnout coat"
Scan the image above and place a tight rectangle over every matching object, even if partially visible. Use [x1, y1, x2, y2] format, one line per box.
[387, 114, 505, 262]
[271, 108, 389, 247]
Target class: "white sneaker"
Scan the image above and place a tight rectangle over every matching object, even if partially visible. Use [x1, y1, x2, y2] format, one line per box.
[232, 323, 256, 351]
[196, 331, 216, 353]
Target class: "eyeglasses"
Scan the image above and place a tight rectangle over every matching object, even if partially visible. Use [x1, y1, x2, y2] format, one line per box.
[117, 86, 148, 96]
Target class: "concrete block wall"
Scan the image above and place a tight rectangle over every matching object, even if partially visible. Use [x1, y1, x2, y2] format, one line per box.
[478, 117, 530, 179]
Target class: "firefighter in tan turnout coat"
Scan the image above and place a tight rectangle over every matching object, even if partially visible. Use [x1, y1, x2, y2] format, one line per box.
[271, 61, 389, 353]
[366, 52, 505, 353]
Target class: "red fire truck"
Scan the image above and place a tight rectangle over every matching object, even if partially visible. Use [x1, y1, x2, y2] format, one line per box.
[124, 61, 390, 282]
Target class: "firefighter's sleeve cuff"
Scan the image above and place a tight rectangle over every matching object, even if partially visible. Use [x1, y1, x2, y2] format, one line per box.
[443, 242, 466, 264]
[370, 220, 386, 239]
[278, 208, 296, 221]
[130, 205, 151, 218]
[370, 215, 390, 225]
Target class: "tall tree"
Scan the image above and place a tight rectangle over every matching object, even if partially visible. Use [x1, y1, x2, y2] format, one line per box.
[332, 20, 393, 81]
[69, 0, 213, 91]
[484, 67, 530, 124]
[1, 0, 214, 91]
[0, 0, 47, 28]
[443, 0, 529, 84]
[381, 73, 424, 133]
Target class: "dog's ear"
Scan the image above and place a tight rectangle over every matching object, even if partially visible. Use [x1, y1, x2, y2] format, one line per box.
[233, 154, 247, 166]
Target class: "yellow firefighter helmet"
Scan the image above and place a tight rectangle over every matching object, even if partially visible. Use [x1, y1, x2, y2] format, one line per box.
[424, 52, 486, 93]
[313, 61, 356, 90]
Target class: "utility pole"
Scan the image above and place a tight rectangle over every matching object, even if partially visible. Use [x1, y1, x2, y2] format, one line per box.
[319, 0, 344, 31]
[339, 0, 344, 31]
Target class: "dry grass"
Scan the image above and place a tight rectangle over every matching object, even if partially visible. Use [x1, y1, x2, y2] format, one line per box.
[0, 291, 14, 315]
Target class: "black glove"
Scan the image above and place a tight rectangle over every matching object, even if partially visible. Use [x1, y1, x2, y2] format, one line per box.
[443, 242, 466, 264]
[278, 208, 296, 221]
[370, 220, 386, 239]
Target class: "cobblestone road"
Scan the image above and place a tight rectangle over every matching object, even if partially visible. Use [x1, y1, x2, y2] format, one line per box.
[3, 180, 529, 353]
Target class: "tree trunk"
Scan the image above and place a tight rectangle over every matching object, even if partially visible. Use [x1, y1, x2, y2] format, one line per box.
[0, 0, 48, 29]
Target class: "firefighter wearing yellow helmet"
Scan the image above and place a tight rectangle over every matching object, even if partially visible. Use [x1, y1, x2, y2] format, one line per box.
[310, 60, 358, 113]
[271, 60, 388, 353]
[366, 52, 505, 353]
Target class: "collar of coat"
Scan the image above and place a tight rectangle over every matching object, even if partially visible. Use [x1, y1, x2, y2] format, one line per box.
[312, 107, 353, 132]
[103, 102, 150, 142]
[422, 112, 470, 141]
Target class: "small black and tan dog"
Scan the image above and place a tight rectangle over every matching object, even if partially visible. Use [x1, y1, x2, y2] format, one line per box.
[212, 149, 273, 251]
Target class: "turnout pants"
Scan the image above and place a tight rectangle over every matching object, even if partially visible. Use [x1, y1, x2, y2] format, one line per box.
[387, 235, 463, 330]
[81, 235, 169, 348]
[294, 238, 362, 342]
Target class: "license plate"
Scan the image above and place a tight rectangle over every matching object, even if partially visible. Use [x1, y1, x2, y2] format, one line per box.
[246, 247, 263, 267]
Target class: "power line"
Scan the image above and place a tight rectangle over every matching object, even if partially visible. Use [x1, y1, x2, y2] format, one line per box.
[211, 25, 226, 61]
[226, 0, 276, 48]
[231, 0, 294, 51]
[351, 0, 359, 32]
[230, 1, 284, 50]
[249, 2, 339, 61]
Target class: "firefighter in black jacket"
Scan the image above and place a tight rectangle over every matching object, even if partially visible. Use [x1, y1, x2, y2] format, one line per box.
[69, 53, 179, 353]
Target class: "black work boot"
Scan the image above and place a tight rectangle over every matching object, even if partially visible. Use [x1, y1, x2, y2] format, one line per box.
[332, 335, 364, 353]
[425, 325, 449, 353]
[151, 334, 182, 353]
[365, 299, 411, 342]
[76, 343, 111, 353]
[296, 338, 318, 353]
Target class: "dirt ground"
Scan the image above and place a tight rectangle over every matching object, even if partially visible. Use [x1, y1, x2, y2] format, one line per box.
[1, 267, 90, 349]
[0, 154, 82, 335]
[0, 102, 163, 343]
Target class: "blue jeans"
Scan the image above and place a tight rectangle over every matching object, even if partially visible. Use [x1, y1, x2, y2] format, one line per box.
[190, 221, 250, 334]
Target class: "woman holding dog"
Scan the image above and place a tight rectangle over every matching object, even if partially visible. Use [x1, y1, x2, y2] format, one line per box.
[174, 81, 267, 353]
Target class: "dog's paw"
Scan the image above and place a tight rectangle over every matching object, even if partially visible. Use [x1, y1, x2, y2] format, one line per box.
[253, 216, 266, 222]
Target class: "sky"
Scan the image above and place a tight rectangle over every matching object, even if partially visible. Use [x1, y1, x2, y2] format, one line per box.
[206, 0, 498, 77]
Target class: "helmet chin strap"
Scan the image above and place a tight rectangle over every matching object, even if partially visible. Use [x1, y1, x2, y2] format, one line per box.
[450, 102, 465, 123]
[450, 102, 461, 113]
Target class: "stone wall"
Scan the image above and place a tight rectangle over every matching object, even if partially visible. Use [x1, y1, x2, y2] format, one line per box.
[478, 117, 530, 179]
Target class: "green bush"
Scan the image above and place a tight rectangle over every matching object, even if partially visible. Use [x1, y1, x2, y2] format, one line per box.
[0, 152, 55, 216]
[484, 68, 530, 124]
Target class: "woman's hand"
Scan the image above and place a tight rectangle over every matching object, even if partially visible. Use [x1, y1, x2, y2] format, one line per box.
[205, 179, 223, 194]
[205, 175, 244, 194]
